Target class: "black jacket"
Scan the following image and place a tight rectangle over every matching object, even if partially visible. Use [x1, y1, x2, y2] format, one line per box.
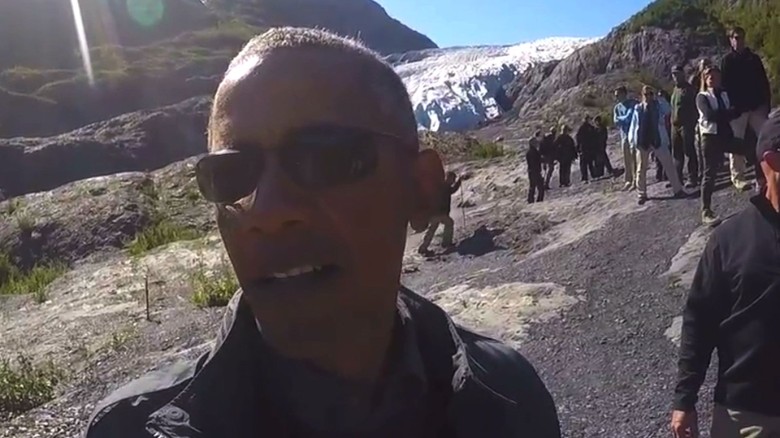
[554, 134, 577, 163]
[674, 196, 780, 416]
[438, 179, 461, 215]
[721, 48, 771, 113]
[85, 289, 561, 437]
[540, 134, 557, 162]
[594, 125, 608, 152]
[575, 123, 596, 156]
[526, 147, 543, 176]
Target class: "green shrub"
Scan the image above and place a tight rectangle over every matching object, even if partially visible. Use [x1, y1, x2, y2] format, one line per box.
[125, 220, 201, 257]
[190, 258, 238, 308]
[0, 254, 65, 302]
[0, 354, 64, 416]
[471, 142, 505, 160]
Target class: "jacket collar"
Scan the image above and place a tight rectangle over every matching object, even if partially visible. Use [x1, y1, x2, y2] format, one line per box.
[751, 194, 780, 230]
[146, 287, 521, 437]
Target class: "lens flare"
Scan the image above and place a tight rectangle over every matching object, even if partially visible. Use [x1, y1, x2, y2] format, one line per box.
[69, 0, 95, 86]
[127, 0, 165, 28]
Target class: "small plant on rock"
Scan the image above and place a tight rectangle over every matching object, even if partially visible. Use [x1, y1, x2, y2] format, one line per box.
[0, 354, 64, 417]
[0, 253, 65, 302]
[191, 257, 239, 308]
[471, 142, 505, 160]
[125, 219, 201, 257]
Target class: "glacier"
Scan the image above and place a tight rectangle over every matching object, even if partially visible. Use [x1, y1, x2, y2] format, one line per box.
[387, 37, 599, 132]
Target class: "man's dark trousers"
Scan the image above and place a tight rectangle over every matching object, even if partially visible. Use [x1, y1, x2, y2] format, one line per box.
[579, 154, 593, 182]
[528, 173, 545, 203]
[672, 124, 699, 185]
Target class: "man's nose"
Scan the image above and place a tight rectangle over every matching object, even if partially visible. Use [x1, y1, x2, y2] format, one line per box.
[243, 161, 309, 235]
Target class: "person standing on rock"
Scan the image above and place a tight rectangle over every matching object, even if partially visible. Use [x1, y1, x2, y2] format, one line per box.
[527, 130, 546, 203]
[721, 26, 771, 193]
[555, 124, 577, 187]
[691, 58, 714, 184]
[576, 116, 597, 183]
[671, 64, 700, 188]
[593, 115, 617, 178]
[540, 126, 557, 189]
[696, 66, 738, 226]
[628, 85, 686, 205]
[614, 86, 638, 190]
[83, 27, 561, 438]
[417, 171, 461, 255]
[671, 113, 780, 438]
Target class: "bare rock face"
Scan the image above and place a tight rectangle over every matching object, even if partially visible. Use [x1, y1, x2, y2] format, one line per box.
[0, 97, 211, 198]
[0, 173, 158, 271]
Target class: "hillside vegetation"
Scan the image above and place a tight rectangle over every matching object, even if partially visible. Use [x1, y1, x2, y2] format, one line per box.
[625, 0, 780, 103]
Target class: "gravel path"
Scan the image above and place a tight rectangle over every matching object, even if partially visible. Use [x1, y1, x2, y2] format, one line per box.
[405, 162, 753, 438]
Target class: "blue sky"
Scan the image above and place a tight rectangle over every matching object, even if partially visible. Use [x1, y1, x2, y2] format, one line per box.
[377, 0, 655, 47]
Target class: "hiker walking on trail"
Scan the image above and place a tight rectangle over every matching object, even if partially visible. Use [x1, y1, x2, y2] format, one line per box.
[671, 113, 780, 438]
[696, 66, 738, 226]
[593, 115, 617, 178]
[540, 126, 557, 189]
[527, 131, 545, 203]
[628, 85, 686, 205]
[614, 86, 638, 190]
[555, 124, 577, 187]
[721, 25, 772, 192]
[576, 116, 597, 183]
[84, 27, 561, 438]
[418, 171, 461, 254]
[671, 64, 700, 188]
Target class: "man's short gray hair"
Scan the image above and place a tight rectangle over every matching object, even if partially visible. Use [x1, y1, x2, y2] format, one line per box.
[218, 27, 416, 142]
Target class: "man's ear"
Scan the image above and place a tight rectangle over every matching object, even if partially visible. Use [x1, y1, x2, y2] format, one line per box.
[410, 149, 444, 232]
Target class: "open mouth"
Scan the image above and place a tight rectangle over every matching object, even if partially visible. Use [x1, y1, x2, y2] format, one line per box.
[255, 264, 340, 285]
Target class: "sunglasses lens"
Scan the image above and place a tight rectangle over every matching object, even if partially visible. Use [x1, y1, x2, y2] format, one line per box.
[195, 150, 259, 203]
[283, 127, 379, 188]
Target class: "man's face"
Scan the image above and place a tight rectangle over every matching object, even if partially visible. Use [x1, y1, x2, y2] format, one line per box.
[730, 31, 746, 51]
[206, 49, 441, 341]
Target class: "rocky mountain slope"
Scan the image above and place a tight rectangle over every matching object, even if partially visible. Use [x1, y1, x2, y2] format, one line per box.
[1, 0, 773, 436]
[0, 0, 436, 138]
[487, 0, 778, 141]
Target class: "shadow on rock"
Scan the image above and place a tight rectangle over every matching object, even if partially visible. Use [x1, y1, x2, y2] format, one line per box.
[455, 225, 506, 256]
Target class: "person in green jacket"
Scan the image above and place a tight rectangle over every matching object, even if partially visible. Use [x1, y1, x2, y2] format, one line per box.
[671, 64, 700, 188]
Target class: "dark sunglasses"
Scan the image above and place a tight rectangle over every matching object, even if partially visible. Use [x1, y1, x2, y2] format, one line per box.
[730, 34, 743, 40]
[195, 125, 407, 204]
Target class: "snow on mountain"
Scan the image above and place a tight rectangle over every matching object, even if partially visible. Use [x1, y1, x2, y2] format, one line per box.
[388, 37, 600, 132]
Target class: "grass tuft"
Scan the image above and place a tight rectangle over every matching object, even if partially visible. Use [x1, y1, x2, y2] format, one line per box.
[0, 354, 64, 416]
[471, 142, 505, 160]
[0, 253, 65, 303]
[125, 220, 201, 257]
[191, 258, 238, 308]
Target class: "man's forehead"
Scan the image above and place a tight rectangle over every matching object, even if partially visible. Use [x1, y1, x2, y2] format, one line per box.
[211, 49, 410, 147]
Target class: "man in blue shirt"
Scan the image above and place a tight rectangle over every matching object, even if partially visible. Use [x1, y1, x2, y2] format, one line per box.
[614, 86, 638, 190]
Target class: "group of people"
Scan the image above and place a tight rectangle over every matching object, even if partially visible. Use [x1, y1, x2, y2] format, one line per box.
[80, 24, 779, 438]
[613, 25, 771, 225]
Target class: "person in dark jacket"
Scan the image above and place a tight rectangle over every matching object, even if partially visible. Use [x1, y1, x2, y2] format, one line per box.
[593, 115, 616, 178]
[721, 26, 771, 192]
[554, 125, 577, 187]
[671, 113, 780, 438]
[576, 116, 597, 183]
[540, 126, 557, 189]
[526, 131, 545, 203]
[418, 171, 461, 254]
[671, 64, 700, 188]
[84, 27, 561, 438]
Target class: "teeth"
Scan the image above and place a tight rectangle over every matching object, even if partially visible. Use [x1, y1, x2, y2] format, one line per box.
[271, 265, 320, 279]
